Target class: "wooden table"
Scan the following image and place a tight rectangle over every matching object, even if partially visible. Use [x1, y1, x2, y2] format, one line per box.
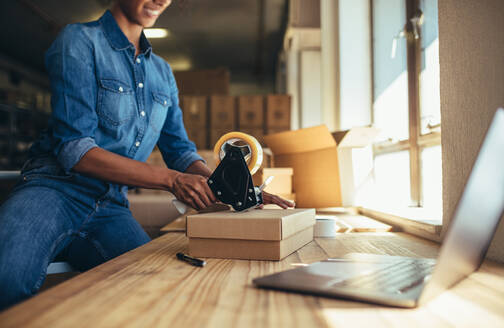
[1, 232, 503, 327]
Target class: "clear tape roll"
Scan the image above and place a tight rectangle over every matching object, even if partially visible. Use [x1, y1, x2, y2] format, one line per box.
[213, 131, 263, 175]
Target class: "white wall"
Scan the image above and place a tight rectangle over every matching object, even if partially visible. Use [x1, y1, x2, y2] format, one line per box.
[338, 0, 372, 129]
[299, 50, 322, 128]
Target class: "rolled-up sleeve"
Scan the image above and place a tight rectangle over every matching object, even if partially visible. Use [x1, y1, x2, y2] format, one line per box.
[46, 25, 99, 172]
[157, 64, 204, 172]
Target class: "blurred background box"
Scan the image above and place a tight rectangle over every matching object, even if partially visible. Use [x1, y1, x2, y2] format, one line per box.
[128, 193, 180, 238]
[265, 94, 291, 130]
[265, 126, 290, 136]
[186, 126, 208, 150]
[209, 95, 235, 128]
[253, 167, 293, 195]
[174, 68, 230, 95]
[238, 95, 264, 128]
[180, 95, 208, 127]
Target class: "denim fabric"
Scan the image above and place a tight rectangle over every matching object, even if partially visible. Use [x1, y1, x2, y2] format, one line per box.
[0, 11, 203, 311]
[0, 173, 150, 311]
[30, 10, 203, 175]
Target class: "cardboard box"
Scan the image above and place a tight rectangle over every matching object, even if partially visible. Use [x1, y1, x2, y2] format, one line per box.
[253, 168, 293, 194]
[128, 194, 180, 238]
[332, 127, 379, 206]
[238, 95, 264, 128]
[209, 95, 235, 128]
[181, 95, 208, 127]
[187, 208, 315, 260]
[264, 125, 342, 208]
[266, 94, 291, 129]
[174, 68, 230, 95]
[265, 126, 290, 135]
[186, 126, 208, 149]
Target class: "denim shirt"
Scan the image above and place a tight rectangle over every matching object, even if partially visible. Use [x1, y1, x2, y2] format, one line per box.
[25, 11, 203, 204]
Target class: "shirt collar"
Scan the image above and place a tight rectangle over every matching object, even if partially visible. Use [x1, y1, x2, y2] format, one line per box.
[99, 10, 152, 57]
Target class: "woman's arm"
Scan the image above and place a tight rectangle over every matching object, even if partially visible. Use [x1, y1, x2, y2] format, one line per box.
[73, 147, 217, 210]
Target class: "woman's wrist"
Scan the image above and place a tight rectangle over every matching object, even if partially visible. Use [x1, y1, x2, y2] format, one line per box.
[161, 167, 181, 191]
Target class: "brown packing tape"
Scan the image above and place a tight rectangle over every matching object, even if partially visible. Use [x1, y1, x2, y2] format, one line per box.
[188, 226, 314, 261]
[238, 127, 265, 146]
[209, 128, 235, 149]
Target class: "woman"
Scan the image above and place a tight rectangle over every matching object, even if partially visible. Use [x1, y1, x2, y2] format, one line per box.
[0, 0, 293, 310]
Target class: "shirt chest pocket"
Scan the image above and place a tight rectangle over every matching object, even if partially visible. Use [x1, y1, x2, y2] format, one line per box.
[97, 79, 136, 126]
[149, 92, 171, 133]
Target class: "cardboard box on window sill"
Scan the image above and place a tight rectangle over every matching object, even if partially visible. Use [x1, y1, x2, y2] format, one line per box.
[253, 168, 293, 195]
[264, 125, 342, 208]
[187, 208, 315, 260]
[332, 127, 379, 206]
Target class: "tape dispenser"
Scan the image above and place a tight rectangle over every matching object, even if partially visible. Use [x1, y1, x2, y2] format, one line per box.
[207, 132, 265, 211]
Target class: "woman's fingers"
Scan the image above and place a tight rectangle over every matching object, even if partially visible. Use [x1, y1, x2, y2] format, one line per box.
[262, 191, 295, 209]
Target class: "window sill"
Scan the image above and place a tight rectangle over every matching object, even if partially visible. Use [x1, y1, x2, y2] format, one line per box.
[357, 206, 442, 242]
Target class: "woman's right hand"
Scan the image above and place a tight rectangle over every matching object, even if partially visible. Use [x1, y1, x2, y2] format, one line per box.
[170, 172, 217, 210]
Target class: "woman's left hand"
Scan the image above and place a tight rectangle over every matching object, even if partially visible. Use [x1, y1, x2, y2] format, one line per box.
[261, 191, 295, 209]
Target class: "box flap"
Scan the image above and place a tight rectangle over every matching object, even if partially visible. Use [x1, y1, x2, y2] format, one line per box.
[187, 208, 315, 241]
[264, 125, 336, 154]
[332, 127, 380, 148]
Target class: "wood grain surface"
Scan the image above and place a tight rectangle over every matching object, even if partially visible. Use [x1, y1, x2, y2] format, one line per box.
[0, 232, 503, 328]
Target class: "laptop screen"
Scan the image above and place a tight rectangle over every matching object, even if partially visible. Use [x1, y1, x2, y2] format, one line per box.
[420, 108, 504, 304]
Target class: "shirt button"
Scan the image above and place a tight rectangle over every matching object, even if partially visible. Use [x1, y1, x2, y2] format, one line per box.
[136, 58, 141, 64]
[135, 141, 140, 147]
[118, 86, 123, 93]
[140, 111, 146, 117]
[163, 100, 167, 105]
[138, 82, 144, 88]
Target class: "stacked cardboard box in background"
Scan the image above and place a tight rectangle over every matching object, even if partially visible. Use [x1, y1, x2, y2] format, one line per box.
[265, 94, 291, 134]
[175, 94, 291, 151]
[209, 95, 236, 147]
[180, 95, 208, 149]
[237, 95, 265, 145]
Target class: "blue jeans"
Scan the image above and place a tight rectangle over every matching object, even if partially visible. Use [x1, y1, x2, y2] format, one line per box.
[0, 157, 150, 311]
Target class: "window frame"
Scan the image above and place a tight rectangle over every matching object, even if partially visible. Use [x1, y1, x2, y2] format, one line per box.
[370, 0, 442, 209]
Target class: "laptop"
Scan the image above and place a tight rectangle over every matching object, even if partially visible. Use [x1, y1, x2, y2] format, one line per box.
[253, 108, 504, 308]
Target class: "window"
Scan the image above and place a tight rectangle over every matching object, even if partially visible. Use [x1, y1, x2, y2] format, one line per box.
[367, 0, 442, 221]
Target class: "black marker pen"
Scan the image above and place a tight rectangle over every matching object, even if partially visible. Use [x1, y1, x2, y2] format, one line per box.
[176, 252, 206, 267]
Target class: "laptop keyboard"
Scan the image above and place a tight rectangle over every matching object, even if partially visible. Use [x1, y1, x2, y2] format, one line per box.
[331, 260, 435, 294]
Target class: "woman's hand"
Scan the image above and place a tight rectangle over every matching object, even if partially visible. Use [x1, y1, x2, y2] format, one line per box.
[171, 172, 217, 210]
[261, 191, 295, 209]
